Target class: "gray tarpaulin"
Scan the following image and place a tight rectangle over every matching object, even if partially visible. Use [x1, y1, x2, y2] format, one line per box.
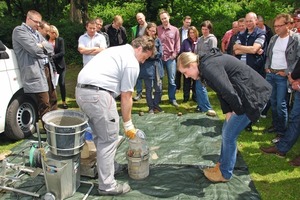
[0, 113, 260, 199]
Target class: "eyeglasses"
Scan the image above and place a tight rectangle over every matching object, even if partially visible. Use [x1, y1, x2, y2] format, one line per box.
[273, 23, 286, 28]
[29, 17, 41, 25]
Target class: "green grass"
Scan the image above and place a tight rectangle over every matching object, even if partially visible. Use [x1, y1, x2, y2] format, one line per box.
[1, 65, 300, 199]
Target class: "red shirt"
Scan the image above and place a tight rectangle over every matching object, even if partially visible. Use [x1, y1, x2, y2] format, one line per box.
[157, 24, 180, 61]
[222, 29, 234, 51]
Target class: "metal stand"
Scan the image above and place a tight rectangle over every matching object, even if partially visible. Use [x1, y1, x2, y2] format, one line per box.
[0, 158, 40, 198]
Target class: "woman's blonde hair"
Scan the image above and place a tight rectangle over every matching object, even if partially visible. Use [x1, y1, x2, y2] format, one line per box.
[50, 25, 59, 38]
[177, 52, 199, 69]
[188, 26, 199, 39]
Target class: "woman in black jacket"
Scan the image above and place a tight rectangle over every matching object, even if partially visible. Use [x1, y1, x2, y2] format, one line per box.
[48, 25, 68, 109]
[177, 48, 272, 182]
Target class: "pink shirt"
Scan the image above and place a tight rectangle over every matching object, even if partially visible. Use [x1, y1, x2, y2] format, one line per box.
[157, 24, 180, 61]
[221, 29, 234, 51]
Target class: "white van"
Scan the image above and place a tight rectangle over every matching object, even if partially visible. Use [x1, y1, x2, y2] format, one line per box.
[0, 41, 38, 140]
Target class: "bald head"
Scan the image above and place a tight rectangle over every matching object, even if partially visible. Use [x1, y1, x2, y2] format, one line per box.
[245, 12, 258, 32]
[136, 13, 146, 26]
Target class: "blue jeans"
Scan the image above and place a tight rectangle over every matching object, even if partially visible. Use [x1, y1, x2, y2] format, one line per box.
[135, 78, 143, 94]
[195, 80, 212, 112]
[162, 59, 177, 102]
[144, 78, 163, 110]
[276, 91, 300, 153]
[219, 113, 251, 179]
[266, 73, 288, 133]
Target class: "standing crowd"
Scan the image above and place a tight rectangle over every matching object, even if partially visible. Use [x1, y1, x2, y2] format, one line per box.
[11, 8, 300, 195]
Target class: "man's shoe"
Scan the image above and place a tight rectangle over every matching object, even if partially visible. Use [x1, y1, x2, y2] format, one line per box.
[206, 109, 216, 117]
[133, 93, 142, 101]
[260, 146, 286, 158]
[203, 166, 229, 183]
[98, 183, 131, 195]
[171, 100, 179, 108]
[289, 156, 300, 167]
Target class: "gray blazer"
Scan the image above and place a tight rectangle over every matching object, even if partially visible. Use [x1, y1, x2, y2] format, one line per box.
[12, 23, 56, 93]
[265, 31, 300, 75]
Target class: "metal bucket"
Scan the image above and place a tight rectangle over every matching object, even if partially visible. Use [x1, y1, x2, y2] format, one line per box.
[42, 110, 88, 156]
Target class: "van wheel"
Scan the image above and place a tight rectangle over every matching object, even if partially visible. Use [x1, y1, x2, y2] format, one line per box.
[5, 95, 38, 140]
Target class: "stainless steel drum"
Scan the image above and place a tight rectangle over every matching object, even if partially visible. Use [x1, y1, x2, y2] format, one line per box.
[42, 110, 88, 156]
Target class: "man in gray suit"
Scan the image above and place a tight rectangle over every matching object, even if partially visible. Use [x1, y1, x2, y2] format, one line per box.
[12, 10, 57, 120]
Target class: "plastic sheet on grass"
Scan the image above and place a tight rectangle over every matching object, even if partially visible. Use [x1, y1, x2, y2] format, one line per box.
[0, 113, 260, 199]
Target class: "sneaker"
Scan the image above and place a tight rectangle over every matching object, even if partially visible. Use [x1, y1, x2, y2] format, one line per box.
[203, 165, 229, 183]
[98, 183, 131, 195]
[148, 109, 154, 114]
[133, 93, 142, 101]
[171, 100, 179, 108]
[206, 109, 216, 117]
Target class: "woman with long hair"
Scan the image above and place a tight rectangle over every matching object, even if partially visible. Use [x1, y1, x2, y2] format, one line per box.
[48, 25, 68, 109]
[139, 22, 164, 113]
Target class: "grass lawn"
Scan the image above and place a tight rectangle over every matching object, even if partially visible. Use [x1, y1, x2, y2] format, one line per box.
[1, 64, 300, 199]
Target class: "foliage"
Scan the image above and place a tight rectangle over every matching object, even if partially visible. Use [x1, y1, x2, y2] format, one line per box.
[0, 0, 299, 65]
[0, 16, 22, 48]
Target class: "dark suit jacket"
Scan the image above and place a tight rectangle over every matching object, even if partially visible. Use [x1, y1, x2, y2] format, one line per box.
[52, 37, 66, 69]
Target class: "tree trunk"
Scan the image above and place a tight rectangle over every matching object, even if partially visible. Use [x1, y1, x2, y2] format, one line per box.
[70, 0, 82, 23]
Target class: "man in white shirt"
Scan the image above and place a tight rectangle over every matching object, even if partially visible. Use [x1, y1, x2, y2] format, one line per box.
[78, 19, 107, 66]
[264, 13, 300, 143]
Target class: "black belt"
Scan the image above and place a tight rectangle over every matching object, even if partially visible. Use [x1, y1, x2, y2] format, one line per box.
[269, 68, 285, 74]
[77, 83, 111, 92]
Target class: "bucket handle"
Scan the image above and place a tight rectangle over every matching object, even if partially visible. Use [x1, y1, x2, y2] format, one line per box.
[48, 142, 85, 151]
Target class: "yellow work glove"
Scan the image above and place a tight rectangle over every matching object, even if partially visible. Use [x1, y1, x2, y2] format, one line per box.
[123, 119, 136, 139]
